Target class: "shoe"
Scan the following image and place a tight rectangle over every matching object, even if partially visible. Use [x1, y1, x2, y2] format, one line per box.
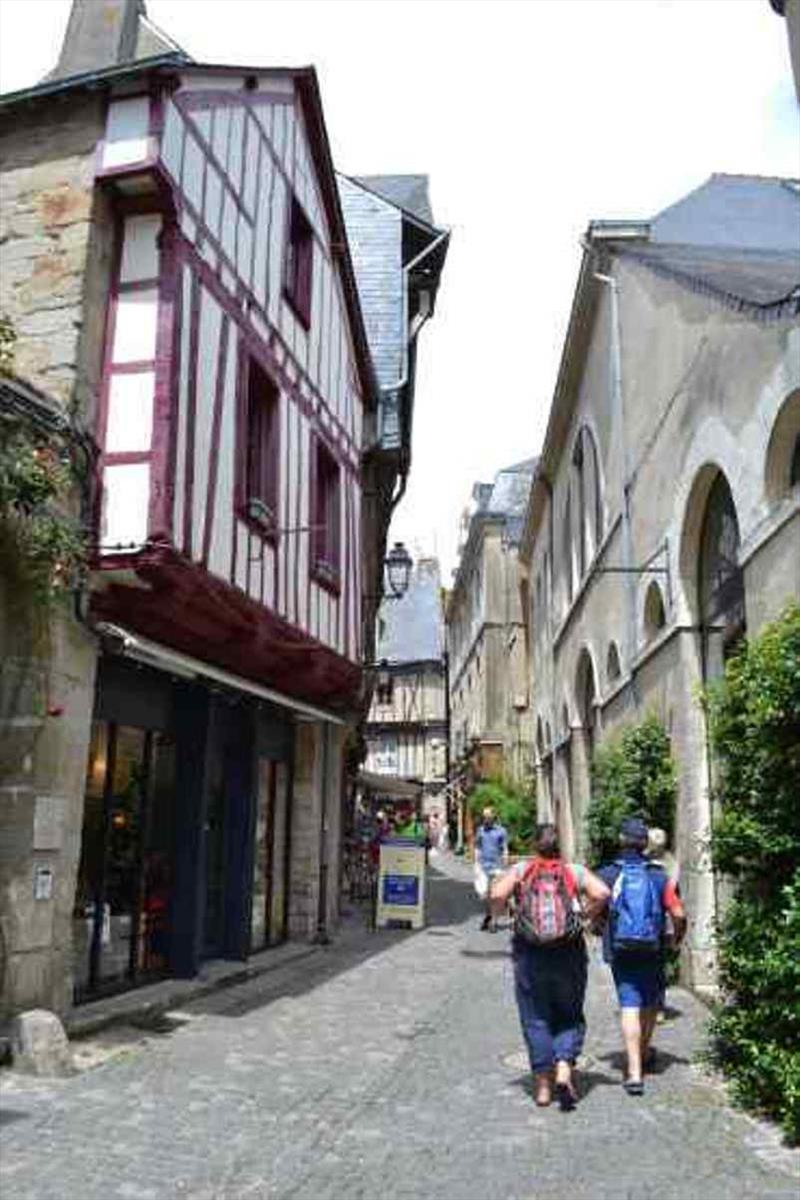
[624, 1080, 645, 1097]
[555, 1082, 577, 1112]
[479, 915, 491, 931]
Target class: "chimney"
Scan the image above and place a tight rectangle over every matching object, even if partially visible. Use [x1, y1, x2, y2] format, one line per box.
[49, 0, 146, 82]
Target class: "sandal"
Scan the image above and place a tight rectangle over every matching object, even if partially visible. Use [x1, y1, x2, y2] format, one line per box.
[624, 1080, 645, 1097]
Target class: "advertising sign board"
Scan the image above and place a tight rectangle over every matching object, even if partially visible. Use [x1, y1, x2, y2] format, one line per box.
[375, 840, 426, 929]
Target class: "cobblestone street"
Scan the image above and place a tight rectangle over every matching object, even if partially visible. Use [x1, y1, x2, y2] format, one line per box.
[1, 858, 797, 1200]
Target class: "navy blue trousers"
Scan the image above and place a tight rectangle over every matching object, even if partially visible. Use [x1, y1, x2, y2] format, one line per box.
[512, 939, 588, 1073]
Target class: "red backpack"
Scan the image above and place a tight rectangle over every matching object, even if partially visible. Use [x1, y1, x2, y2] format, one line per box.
[514, 858, 583, 948]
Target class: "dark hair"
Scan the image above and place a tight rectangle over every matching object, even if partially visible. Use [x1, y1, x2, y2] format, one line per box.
[535, 823, 560, 858]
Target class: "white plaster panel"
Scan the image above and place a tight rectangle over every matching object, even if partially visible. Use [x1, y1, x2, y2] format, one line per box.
[283, 106, 295, 171]
[235, 520, 248, 591]
[193, 110, 212, 142]
[103, 462, 150, 549]
[297, 415, 310, 630]
[160, 100, 184, 179]
[191, 289, 223, 560]
[208, 324, 238, 581]
[200, 241, 218, 272]
[272, 106, 285, 163]
[249, 545, 264, 603]
[120, 214, 161, 282]
[243, 117, 259, 216]
[263, 543, 275, 609]
[105, 371, 155, 453]
[173, 268, 192, 543]
[228, 107, 245, 194]
[221, 191, 237, 265]
[180, 211, 197, 245]
[113, 289, 158, 363]
[212, 106, 231, 167]
[268, 176, 287, 325]
[103, 96, 150, 169]
[182, 133, 205, 213]
[252, 157, 272, 308]
[237, 218, 253, 288]
[205, 165, 223, 238]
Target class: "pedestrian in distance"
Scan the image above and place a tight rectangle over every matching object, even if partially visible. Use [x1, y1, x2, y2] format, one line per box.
[491, 823, 610, 1110]
[473, 806, 509, 931]
[598, 816, 686, 1096]
[645, 825, 681, 1025]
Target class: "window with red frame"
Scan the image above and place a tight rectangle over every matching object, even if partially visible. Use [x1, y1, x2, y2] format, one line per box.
[243, 358, 279, 535]
[313, 439, 340, 587]
[284, 197, 313, 328]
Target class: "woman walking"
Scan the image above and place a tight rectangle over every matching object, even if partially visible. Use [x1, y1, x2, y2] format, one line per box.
[491, 824, 609, 1110]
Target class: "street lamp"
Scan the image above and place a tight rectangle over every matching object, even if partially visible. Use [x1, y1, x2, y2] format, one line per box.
[384, 541, 413, 600]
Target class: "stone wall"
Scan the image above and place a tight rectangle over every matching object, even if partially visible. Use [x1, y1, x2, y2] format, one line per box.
[0, 93, 111, 1019]
[0, 95, 107, 411]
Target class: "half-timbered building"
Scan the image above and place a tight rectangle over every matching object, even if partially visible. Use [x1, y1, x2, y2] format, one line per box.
[363, 557, 447, 813]
[0, 0, 446, 1016]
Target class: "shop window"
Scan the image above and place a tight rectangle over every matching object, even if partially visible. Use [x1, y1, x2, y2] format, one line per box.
[73, 721, 176, 1001]
[242, 357, 280, 537]
[284, 196, 313, 327]
[312, 438, 341, 591]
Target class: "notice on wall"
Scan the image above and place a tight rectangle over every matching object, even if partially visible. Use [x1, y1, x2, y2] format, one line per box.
[375, 841, 426, 930]
[33, 865, 53, 901]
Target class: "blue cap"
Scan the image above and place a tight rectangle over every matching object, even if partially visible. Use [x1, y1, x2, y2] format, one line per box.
[620, 816, 649, 842]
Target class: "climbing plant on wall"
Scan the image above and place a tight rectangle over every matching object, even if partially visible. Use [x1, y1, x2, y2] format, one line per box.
[585, 713, 677, 866]
[704, 604, 800, 1143]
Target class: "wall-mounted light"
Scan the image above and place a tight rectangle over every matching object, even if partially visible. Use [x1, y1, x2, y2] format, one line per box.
[385, 541, 413, 600]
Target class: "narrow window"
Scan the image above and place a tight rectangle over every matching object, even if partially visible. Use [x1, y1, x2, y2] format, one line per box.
[244, 358, 279, 536]
[312, 438, 340, 589]
[284, 197, 313, 328]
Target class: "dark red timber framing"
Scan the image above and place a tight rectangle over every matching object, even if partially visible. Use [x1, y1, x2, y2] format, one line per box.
[92, 65, 370, 710]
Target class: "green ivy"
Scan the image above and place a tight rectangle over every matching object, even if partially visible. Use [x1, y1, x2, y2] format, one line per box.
[585, 713, 677, 866]
[0, 426, 87, 603]
[468, 776, 537, 855]
[705, 605, 800, 1143]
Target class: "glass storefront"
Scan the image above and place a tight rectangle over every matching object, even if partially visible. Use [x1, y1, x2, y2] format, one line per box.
[73, 720, 176, 1000]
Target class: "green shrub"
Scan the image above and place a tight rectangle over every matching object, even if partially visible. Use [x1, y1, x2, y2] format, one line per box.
[586, 713, 677, 866]
[705, 605, 800, 1143]
[468, 776, 536, 855]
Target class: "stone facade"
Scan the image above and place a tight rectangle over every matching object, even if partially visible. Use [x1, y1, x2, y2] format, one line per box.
[446, 461, 536, 787]
[522, 175, 800, 992]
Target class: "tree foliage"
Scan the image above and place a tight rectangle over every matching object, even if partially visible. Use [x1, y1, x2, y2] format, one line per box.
[705, 605, 800, 1142]
[586, 713, 677, 866]
[468, 776, 536, 854]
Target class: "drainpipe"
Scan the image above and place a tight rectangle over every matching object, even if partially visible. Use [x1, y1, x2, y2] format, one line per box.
[594, 269, 639, 708]
[315, 724, 331, 944]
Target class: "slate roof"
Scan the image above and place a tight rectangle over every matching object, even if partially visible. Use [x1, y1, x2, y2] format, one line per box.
[613, 174, 800, 320]
[376, 557, 443, 664]
[352, 175, 435, 226]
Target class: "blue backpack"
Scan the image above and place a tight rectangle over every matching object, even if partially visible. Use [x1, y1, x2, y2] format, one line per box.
[610, 858, 664, 954]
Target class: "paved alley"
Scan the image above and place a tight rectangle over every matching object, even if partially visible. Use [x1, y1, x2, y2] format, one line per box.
[1, 859, 797, 1200]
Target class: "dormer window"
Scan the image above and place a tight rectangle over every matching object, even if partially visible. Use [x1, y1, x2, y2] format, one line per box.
[242, 357, 279, 538]
[284, 197, 313, 328]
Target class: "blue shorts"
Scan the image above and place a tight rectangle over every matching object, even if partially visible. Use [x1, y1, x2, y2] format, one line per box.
[611, 955, 666, 1009]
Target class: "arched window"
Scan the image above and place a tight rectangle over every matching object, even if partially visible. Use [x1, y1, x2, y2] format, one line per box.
[563, 489, 573, 607]
[699, 472, 745, 662]
[607, 641, 621, 683]
[765, 389, 800, 501]
[643, 581, 666, 642]
[572, 426, 603, 578]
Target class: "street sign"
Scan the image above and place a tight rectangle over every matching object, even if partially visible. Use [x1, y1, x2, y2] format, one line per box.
[375, 840, 426, 929]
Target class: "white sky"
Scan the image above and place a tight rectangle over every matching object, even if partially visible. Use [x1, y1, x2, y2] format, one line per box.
[1, 0, 798, 577]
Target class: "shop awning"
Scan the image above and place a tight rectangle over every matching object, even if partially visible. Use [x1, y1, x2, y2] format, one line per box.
[357, 771, 424, 799]
[96, 624, 346, 726]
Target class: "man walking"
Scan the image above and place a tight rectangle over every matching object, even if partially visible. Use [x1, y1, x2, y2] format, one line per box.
[474, 806, 508, 931]
[598, 816, 686, 1095]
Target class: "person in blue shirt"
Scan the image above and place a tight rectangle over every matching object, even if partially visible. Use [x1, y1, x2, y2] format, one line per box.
[474, 807, 508, 931]
[597, 816, 686, 1096]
